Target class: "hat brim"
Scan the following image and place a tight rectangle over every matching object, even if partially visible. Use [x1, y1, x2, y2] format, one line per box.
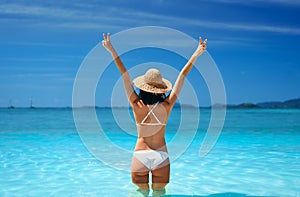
[133, 75, 172, 94]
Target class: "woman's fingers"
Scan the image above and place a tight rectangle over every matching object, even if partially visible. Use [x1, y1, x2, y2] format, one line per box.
[107, 33, 110, 41]
[199, 36, 207, 50]
[102, 33, 111, 44]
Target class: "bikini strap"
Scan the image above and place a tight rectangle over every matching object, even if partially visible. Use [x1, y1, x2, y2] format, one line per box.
[140, 102, 163, 124]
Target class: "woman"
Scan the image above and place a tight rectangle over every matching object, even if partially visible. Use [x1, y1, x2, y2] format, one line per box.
[102, 33, 207, 193]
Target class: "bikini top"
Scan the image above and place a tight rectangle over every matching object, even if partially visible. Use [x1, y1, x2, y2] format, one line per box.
[136, 102, 166, 126]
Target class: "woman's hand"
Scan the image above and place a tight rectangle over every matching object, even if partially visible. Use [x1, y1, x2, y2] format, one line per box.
[102, 33, 115, 54]
[194, 37, 207, 57]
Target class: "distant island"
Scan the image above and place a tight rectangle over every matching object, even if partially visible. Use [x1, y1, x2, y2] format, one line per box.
[2, 98, 300, 109]
[215, 98, 300, 109]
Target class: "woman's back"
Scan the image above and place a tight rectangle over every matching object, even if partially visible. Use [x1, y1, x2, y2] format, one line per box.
[133, 101, 171, 151]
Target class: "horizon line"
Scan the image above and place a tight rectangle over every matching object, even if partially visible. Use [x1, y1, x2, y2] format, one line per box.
[1, 97, 299, 109]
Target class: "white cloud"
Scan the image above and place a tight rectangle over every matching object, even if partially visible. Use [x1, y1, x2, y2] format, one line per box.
[127, 11, 300, 35]
[1, 56, 83, 62]
[209, 0, 300, 6]
[0, 2, 299, 36]
[5, 41, 73, 47]
[188, 20, 300, 35]
[0, 3, 78, 18]
[4, 73, 74, 83]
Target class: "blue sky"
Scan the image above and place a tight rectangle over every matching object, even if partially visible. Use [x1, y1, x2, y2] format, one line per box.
[0, 0, 299, 107]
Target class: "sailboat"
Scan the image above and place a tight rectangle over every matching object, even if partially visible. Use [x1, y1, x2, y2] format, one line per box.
[9, 99, 15, 109]
[30, 97, 35, 109]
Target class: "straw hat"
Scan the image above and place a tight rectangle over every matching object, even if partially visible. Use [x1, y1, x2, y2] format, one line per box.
[133, 68, 172, 94]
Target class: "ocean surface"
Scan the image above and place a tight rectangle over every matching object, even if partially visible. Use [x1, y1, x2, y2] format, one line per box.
[0, 108, 299, 197]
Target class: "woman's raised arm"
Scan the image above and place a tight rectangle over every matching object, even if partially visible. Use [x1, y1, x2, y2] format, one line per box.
[102, 33, 139, 105]
[166, 37, 207, 107]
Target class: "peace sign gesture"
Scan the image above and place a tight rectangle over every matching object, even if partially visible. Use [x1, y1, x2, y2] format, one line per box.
[194, 37, 207, 57]
[102, 33, 115, 54]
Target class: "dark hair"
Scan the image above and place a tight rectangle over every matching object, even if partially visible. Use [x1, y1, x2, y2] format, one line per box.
[138, 89, 166, 105]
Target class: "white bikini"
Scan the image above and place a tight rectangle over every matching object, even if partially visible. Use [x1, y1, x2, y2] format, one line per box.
[136, 102, 166, 127]
[134, 150, 169, 170]
[134, 102, 169, 170]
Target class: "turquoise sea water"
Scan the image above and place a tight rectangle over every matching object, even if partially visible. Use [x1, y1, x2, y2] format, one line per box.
[0, 108, 299, 196]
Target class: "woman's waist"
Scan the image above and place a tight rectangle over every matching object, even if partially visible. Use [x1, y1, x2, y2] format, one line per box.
[134, 137, 167, 152]
[136, 125, 166, 138]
